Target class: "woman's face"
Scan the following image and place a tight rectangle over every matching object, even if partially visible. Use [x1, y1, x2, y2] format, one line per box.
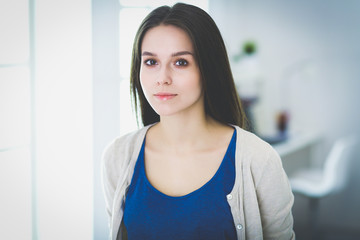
[140, 24, 204, 118]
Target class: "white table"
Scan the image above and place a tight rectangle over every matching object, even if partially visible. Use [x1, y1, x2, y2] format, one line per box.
[273, 132, 322, 157]
[272, 132, 322, 176]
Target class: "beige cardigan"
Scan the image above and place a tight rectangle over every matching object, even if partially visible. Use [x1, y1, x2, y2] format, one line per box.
[101, 124, 295, 240]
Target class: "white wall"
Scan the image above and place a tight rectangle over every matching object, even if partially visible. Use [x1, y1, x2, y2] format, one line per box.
[209, 0, 360, 143]
[35, 0, 93, 239]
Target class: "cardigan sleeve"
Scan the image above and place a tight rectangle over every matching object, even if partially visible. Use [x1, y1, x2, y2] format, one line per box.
[101, 139, 119, 228]
[254, 147, 295, 240]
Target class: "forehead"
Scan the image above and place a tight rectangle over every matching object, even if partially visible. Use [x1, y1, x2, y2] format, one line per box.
[141, 24, 194, 53]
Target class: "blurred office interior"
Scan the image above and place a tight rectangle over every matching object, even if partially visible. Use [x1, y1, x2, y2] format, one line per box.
[0, 0, 359, 239]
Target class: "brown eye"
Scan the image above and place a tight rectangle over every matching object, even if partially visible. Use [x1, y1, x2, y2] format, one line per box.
[175, 59, 188, 66]
[144, 59, 157, 66]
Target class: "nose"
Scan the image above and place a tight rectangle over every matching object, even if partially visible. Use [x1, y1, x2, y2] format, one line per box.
[157, 65, 172, 85]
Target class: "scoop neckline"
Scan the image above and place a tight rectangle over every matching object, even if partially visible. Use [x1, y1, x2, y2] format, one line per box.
[140, 129, 236, 200]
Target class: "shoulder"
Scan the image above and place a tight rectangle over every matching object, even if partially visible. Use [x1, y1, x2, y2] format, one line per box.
[234, 125, 279, 161]
[233, 126, 283, 184]
[102, 125, 151, 170]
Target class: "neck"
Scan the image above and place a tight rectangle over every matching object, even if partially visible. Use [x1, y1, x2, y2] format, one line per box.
[152, 112, 226, 151]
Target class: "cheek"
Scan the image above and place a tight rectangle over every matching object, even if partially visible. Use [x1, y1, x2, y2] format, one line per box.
[190, 68, 202, 90]
[181, 72, 202, 94]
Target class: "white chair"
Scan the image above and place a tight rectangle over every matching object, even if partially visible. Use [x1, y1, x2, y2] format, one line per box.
[290, 135, 358, 239]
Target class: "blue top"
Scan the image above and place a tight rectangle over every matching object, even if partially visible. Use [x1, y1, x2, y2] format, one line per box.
[123, 130, 237, 240]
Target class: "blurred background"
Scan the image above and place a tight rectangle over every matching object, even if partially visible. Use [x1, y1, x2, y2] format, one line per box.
[0, 0, 359, 239]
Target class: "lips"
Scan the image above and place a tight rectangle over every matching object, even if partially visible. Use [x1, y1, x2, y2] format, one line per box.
[154, 92, 177, 101]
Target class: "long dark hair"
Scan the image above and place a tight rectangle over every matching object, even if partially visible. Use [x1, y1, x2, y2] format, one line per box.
[130, 3, 246, 128]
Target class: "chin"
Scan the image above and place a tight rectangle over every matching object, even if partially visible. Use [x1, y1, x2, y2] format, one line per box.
[150, 100, 202, 118]
[154, 110, 178, 117]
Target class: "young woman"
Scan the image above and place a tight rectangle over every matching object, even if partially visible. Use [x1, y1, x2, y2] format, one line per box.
[102, 3, 295, 240]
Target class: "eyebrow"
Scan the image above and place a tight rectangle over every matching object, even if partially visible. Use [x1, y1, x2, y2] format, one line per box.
[141, 51, 193, 57]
